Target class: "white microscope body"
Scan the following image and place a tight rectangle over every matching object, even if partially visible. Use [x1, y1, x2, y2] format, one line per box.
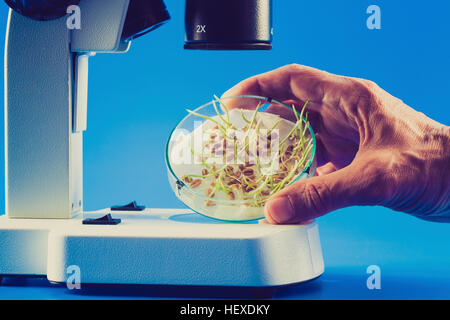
[0, 0, 324, 288]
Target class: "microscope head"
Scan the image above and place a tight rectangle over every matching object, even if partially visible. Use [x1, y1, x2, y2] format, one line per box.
[121, 0, 273, 49]
[4, 0, 272, 50]
[4, 0, 170, 43]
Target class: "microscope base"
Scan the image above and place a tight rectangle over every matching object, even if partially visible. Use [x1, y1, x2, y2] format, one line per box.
[0, 209, 324, 287]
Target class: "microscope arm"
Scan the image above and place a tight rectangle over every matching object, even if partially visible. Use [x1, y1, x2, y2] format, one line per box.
[5, 0, 132, 219]
[71, 0, 132, 133]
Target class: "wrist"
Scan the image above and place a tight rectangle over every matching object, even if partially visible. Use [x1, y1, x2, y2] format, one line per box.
[421, 124, 450, 217]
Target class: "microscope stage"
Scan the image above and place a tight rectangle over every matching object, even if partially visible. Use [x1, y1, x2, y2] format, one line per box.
[0, 209, 324, 287]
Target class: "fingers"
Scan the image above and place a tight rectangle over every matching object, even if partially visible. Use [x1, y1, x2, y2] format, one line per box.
[221, 65, 295, 105]
[265, 104, 298, 122]
[222, 64, 334, 110]
[264, 156, 387, 224]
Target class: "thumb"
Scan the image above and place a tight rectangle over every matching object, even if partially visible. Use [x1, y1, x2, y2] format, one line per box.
[264, 158, 386, 224]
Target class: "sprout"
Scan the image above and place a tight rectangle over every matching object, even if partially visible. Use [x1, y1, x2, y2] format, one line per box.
[184, 97, 313, 207]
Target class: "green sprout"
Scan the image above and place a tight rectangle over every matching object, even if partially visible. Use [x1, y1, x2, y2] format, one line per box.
[183, 96, 313, 208]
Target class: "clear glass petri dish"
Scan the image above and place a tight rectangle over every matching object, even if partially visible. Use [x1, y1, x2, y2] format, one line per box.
[165, 95, 317, 222]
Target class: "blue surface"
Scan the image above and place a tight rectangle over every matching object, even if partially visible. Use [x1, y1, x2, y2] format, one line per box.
[0, 0, 449, 299]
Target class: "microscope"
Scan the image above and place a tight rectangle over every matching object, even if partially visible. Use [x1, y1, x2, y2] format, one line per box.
[0, 0, 324, 289]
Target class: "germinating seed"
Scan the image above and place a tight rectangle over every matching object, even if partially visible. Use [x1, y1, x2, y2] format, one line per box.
[171, 98, 313, 220]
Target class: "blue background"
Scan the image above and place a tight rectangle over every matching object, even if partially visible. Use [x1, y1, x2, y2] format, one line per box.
[0, 1, 449, 299]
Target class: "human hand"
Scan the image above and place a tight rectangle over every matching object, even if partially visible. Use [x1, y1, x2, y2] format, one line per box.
[223, 64, 450, 224]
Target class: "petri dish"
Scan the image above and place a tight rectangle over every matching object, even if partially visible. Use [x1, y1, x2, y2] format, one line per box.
[165, 95, 316, 222]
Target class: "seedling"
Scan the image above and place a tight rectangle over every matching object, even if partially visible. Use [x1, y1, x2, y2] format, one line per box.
[183, 97, 313, 208]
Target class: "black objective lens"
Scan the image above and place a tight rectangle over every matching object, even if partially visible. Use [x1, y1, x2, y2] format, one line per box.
[121, 0, 170, 41]
[184, 0, 272, 50]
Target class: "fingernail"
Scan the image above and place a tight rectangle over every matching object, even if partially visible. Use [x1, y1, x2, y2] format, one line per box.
[265, 196, 295, 223]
